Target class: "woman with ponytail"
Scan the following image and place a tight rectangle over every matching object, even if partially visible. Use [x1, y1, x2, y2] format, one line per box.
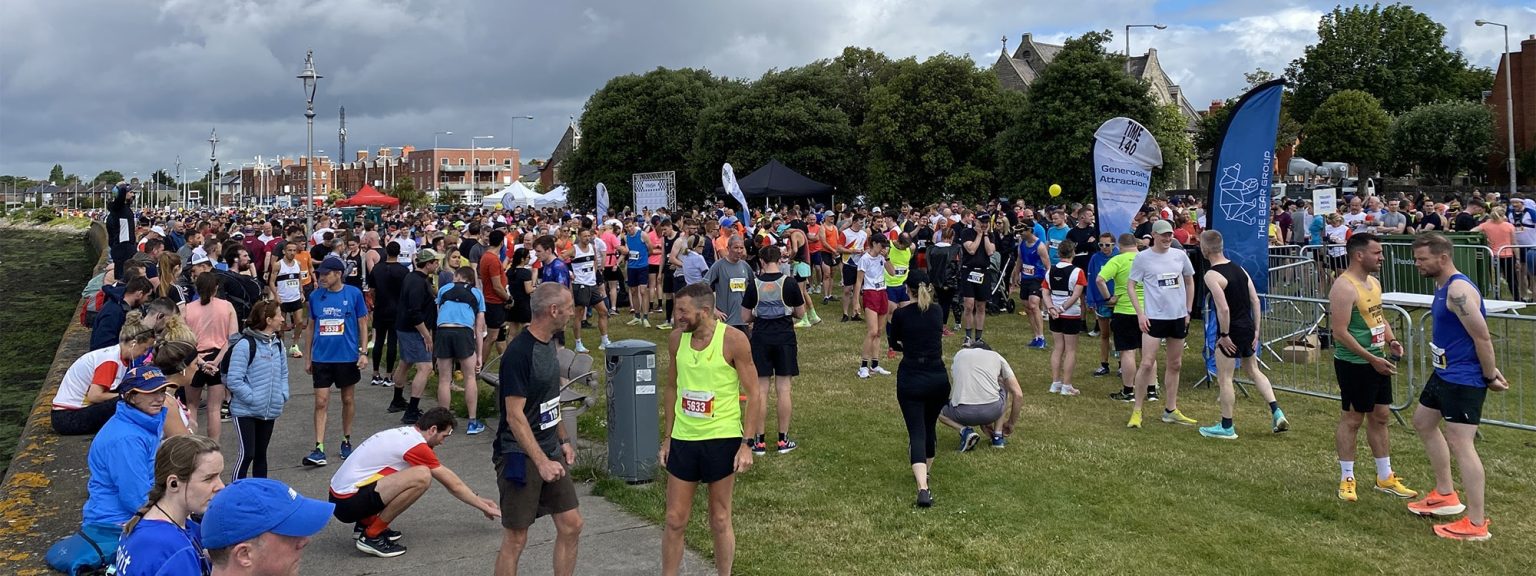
[183, 272, 239, 441]
[156, 251, 185, 303]
[112, 434, 224, 576]
[886, 271, 949, 508]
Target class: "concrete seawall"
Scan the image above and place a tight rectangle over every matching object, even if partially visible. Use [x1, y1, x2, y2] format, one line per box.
[0, 222, 105, 574]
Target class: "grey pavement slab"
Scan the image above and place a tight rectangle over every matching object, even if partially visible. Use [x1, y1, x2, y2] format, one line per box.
[201, 351, 710, 575]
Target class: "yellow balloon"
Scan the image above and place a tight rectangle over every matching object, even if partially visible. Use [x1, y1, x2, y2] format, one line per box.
[1048, 184, 1062, 197]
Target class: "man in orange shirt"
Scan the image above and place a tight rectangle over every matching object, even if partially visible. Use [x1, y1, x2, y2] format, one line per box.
[819, 216, 841, 304]
[480, 230, 511, 362]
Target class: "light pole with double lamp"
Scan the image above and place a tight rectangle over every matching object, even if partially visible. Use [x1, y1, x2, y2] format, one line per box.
[433, 130, 453, 198]
[471, 135, 494, 201]
[510, 115, 533, 183]
[208, 128, 218, 207]
[1476, 19, 1518, 195]
[297, 50, 322, 233]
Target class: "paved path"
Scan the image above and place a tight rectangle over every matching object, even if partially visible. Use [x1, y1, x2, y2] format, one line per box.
[208, 349, 710, 575]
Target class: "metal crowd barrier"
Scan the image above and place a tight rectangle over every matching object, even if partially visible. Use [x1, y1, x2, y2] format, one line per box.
[1494, 243, 1535, 304]
[1409, 310, 1536, 431]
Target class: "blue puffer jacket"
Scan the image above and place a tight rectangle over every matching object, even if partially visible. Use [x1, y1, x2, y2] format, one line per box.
[82, 401, 165, 527]
[224, 328, 290, 420]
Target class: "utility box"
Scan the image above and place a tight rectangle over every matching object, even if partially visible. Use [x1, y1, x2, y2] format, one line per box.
[606, 340, 659, 483]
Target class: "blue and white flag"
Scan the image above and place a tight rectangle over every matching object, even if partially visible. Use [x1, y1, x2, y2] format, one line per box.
[722, 163, 748, 218]
[1093, 117, 1162, 239]
[595, 182, 609, 219]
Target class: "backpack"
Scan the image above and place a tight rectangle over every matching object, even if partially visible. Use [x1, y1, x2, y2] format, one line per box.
[218, 333, 258, 377]
[437, 283, 478, 308]
[213, 269, 263, 329]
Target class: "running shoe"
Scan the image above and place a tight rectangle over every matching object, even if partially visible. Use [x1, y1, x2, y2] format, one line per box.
[885, 348, 897, 359]
[796, 318, 814, 329]
[941, 327, 955, 337]
[371, 374, 384, 386]
[857, 366, 870, 379]
[220, 402, 231, 422]
[1271, 409, 1290, 433]
[1028, 337, 1047, 350]
[382, 376, 395, 388]
[1049, 382, 1063, 394]
[962, 336, 973, 347]
[354, 523, 403, 542]
[959, 427, 979, 452]
[655, 322, 672, 330]
[626, 317, 642, 326]
[750, 441, 767, 456]
[573, 340, 589, 354]
[1432, 517, 1491, 542]
[871, 366, 892, 376]
[339, 440, 353, 460]
[1087, 329, 1100, 337]
[288, 345, 303, 358]
[973, 339, 987, 348]
[600, 336, 611, 350]
[916, 488, 933, 508]
[990, 434, 1006, 448]
[1375, 474, 1418, 499]
[1058, 384, 1082, 396]
[581, 319, 593, 329]
[466, 419, 486, 436]
[1127, 410, 1142, 429]
[1092, 365, 1111, 377]
[1161, 409, 1197, 426]
[776, 438, 798, 454]
[1408, 491, 1466, 517]
[387, 399, 408, 413]
[1198, 423, 1238, 440]
[1147, 388, 1160, 402]
[401, 408, 422, 425]
[356, 534, 408, 558]
[1339, 477, 1358, 501]
[303, 448, 327, 467]
[641, 318, 652, 328]
[841, 314, 852, 322]
[1109, 390, 1135, 402]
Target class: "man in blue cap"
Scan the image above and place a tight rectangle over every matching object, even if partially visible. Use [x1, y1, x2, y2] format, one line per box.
[304, 256, 371, 467]
[202, 478, 333, 576]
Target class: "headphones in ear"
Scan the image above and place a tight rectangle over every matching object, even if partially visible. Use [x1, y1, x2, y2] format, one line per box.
[169, 479, 179, 489]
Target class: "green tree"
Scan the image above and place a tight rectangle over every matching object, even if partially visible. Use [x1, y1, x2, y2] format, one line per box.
[49, 164, 64, 183]
[564, 68, 742, 210]
[1148, 103, 1194, 191]
[390, 176, 427, 206]
[860, 53, 1010, 205]
[995, 31, 1159, 203]
[1296, 90, 1391, 174]
[151, 169, 176, 187]
[1387, 100, 1493, 182]
[1284, 3, 1493, 122]
[92, 170, 125, 184]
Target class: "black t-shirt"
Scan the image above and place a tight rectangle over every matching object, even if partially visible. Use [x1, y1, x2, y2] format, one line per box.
[959, 227, 990, 269]
[308, 244, 328, 263]
[740, 272, 805, 343]
[1134, 221, 1155, 241]
[1420, 212, 1445, 231]
[494, 329, 562, 459]
[508, 268, 533, 311]
[887, 303, 944, 359]
[913, 227, 933, 252]
[1453, 212, 1480, 232]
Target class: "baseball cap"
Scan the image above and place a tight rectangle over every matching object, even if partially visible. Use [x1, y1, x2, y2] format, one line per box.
[1152, 220, 1175, 235]
[150, 225, 166, 237]
[719, 216, 736, 228]
[415, 248, 441, 264]
[201, 478, 334, 550]
[189, 254, 212, 267]
[230, 231, 245, 239]
[315, 257, 346, 274]
[119, 366, 175, 395]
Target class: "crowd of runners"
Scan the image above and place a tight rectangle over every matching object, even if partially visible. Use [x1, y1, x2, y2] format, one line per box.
[41, 181, 1519, 575]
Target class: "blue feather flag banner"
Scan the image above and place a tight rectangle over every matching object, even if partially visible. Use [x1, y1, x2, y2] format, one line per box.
[596, 182, 609, 220]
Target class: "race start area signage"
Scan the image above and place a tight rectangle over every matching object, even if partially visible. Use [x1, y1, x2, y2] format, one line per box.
[631, 171, 676, 213]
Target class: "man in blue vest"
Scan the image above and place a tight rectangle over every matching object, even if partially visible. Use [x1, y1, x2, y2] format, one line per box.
[739, 245, 806, 455]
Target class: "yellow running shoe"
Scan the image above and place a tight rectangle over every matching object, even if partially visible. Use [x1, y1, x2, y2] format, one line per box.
[1127, 410, 1142, 429]
[1160, 409, 1198, 426]
[1375, 474, 1418, 499]
[1338, 477, 1358, 501]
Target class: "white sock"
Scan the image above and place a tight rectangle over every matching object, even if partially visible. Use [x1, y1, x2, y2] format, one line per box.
[1340, 461, 1355, 481]
[1375, 457, 1392, 481]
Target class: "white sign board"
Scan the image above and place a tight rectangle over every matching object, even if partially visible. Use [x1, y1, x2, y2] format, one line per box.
[631, 171, 676, 213]
[1312, 187, 1337, 216]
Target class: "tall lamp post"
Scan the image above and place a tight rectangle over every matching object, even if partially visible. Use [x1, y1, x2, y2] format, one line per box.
[1476, 19, 1517, 195]
[297, 50, 322, 232]
[510, 115, 532, 185]
[1124, 23, 1167, 65]
[208, 128, 218, 207]
[471, 135, 494, 201]
[433, 130, 453, 198]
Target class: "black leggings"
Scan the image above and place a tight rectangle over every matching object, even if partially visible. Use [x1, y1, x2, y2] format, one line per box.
[234, 416, 276, 479]
[936, 288, 958, 326]
[371, 316, 398, 373]
[50, 401, 119, 436]
[896, 361, 951, 464]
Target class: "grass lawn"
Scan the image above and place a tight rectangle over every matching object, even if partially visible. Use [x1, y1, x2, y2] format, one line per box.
[568, 295, 1534, 576]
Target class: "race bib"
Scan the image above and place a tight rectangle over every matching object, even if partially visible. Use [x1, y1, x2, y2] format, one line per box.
[681, 390, 715, 419]
[1370, 324, 1387, 347]
[574, 262, 595, 274]
[967, 270, 985, 284]
[1155, 273, 1181, 289]
[301, 270, 311, 281]
[537, 397, 561, 431]
[281, 278, 300, 291]
[628, 252, 640, 261]
[318, 318, 344, 336]
[1049, 239, 1061, 250]
[1430, 343, 1447, 369]
[1020, 264, 1035, 276]
[729, 278, 746, 292]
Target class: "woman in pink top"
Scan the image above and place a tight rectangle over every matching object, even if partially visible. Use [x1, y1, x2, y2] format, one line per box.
[600, 222, 622, 311]
[182, 272, 239, 440]
[1476, 210, 1519, 298]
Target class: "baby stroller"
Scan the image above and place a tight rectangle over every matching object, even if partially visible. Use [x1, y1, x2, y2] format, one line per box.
[985, 248, 1017, 315]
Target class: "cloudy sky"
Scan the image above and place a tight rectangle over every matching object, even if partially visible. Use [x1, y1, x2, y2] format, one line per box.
[1, 0, 1532, 182]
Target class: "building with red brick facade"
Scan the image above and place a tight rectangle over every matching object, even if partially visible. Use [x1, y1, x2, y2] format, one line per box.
[237, 146, 523, 205]
[1487, 35, 1535, 187]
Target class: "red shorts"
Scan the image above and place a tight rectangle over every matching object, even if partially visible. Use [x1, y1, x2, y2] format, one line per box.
[861, 289, 889, 316]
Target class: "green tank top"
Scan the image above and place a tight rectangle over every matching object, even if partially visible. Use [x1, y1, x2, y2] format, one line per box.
[885, 245, 912, 287]
[1334, 274, 1386, 364]
[672, 322, 743, 441]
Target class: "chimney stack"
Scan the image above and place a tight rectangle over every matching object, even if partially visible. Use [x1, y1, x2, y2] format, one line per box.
[355, 150, 367, 161]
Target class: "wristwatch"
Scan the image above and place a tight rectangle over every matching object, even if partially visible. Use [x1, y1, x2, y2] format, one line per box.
[1217, 332, 1229, 338]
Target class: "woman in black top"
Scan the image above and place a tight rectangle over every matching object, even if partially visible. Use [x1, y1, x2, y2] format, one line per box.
[886, 271, 948, 508]
[506, 247, 535, 334]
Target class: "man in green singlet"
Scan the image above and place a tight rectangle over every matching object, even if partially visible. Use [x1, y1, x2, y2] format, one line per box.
[659, 283, 763, 576]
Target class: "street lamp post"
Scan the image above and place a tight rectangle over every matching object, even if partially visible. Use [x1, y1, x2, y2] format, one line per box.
[1124, 23, 1167, 67]
[434, 130, 453, 199]
[208, 128, 218, 208]
[510, 115, 532, 185]
[297, 50, 322, 232]
[471, 135, 494, 202]
[1476, 19, 1518, 195]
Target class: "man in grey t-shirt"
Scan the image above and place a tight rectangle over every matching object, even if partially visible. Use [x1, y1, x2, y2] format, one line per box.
[1378, 200, 1408, 234]
[938, 343, 1025, 450]
[704, 235, 753, 330]
[1125, 219, 1197, 429]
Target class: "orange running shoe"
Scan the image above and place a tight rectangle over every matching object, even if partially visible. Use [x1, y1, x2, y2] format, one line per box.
[1407, 490, 1466, 517]
[1432, 517, 1490, 541]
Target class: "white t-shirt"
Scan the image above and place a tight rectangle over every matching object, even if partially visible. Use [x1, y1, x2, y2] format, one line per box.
[1127, 247, 1194, 320]
[949, 348, 1014, 406]
[841, 228, 868, 263]
[329, 426, 441, 497]
[311, 227, 335, 246]
[855, 252, 886, 290]
[395, 236, 418, 264]
[53, 346, 126, 409]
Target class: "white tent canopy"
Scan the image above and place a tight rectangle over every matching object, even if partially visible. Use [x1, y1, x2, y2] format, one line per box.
[482, 181, 541, 208]
[534, 185, 568, 208]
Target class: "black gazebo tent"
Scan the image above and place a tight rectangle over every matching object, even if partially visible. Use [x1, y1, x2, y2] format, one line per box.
[715, 159, 834, 199]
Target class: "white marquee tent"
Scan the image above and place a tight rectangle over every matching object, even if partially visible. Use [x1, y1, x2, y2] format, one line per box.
[534, 185, 568, 208]
[481, 181, 541, 209]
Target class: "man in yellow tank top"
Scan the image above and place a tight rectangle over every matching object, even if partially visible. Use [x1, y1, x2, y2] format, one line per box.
[1327, 233, 1416, 502]
[660, 283, 762, 576]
